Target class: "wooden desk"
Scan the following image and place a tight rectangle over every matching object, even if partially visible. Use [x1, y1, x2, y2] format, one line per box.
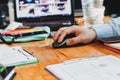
[9, 16, 116, 80]
[9, 38, 119, 80]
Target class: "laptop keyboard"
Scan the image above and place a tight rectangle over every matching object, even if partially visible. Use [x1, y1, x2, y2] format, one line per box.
[22, 19, 75, 30]
[23, 20, 72, 27]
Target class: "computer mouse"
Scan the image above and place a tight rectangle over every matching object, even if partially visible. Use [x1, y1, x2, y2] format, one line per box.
[52, 33, 76, 48]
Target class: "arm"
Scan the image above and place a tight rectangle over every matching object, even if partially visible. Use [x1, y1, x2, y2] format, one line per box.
[53, 17, 120, 46]
[92, 17, 120, 38]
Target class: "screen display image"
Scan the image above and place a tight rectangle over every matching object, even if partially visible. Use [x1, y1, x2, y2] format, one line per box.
[15, 0, 72, 18]
[13, 0, 74, 31]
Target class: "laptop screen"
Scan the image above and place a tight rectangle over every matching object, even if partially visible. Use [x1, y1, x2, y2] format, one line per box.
[15, 0, 72, 18]
[14, 0, 74, 30]
[14, 0, 74, 29]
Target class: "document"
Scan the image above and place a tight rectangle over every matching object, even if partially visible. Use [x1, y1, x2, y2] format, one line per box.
[46, 55, 120, 80]
[0, 45, 39, 67]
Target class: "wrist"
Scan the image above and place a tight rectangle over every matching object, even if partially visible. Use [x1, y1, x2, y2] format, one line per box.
[89, 28, 97, 41]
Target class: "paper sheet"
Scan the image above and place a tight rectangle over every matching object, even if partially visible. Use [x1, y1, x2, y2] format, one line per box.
[0, 45, 37, 67]
[46, 55, 120, 80]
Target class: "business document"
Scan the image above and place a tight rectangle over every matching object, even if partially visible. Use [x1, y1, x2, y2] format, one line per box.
[46, 55, 120, 80]
[0, 45, 38, 67]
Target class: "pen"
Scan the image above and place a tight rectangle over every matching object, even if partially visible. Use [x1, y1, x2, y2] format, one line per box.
[12, 46, 34, 57]
[23, 49, 34, 57]
[9, 72, 16, 80]
[17, 49, 28, 57]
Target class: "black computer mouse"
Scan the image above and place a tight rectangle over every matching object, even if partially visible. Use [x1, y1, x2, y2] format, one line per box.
[52, 34, 76, 48]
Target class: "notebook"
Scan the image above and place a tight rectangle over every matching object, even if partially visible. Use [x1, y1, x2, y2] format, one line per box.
[13, 0, 75, 31]
[0, 45, 39, 67]
[96, 36, 120, 53]
[104, 43, 120, 50]
[46, 55, 120, 80]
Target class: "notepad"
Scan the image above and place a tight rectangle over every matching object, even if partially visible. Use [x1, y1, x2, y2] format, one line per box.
[46, 55, 120, 80]
[0, 45, 39, 67]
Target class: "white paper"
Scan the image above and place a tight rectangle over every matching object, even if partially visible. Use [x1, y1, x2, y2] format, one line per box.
[0, 45, 37, 67]
[46, 55, 120, 80]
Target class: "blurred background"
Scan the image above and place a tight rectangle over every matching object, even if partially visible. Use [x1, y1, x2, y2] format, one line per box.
[0, 0, 120, 28]
[74, 0, 120, 17]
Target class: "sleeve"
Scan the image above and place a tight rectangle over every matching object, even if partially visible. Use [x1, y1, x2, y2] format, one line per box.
[92, 17, 120, 38]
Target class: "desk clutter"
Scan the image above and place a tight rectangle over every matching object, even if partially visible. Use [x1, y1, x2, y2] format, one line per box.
[0, 45, 39, 80]
[0, 26, 50, 44]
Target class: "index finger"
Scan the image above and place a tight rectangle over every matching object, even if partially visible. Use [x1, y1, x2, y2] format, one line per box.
[53, 27, 67, 41]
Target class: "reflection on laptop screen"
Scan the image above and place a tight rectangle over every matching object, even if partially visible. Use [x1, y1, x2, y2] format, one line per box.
[14, 0, 74, 31]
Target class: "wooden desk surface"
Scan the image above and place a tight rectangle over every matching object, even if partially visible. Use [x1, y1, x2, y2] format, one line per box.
[8, 16, 117, 80]
[10, 38, 119, 80]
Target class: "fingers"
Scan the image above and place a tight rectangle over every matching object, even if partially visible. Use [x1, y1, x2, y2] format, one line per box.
[53, 25, 96, 46]
[58, 28, 75, 42]
[66, 36, 82, 46]
[53, 27, 68, 41]
[53, 27, 74, 43]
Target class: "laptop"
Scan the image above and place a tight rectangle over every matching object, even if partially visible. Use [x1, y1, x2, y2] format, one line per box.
[13, 0, 75, 31]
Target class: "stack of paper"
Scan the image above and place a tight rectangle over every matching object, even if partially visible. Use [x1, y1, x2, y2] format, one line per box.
[0, 45, 39, 67]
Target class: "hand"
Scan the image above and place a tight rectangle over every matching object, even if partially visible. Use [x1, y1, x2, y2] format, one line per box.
[53, 25, 97, 46]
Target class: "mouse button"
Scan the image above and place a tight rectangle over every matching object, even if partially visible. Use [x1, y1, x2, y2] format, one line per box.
[52, 40, 59, 47]
[52, 40, 61, 48]
[52, 39, 67, 48]
[58, 39, 67, 47]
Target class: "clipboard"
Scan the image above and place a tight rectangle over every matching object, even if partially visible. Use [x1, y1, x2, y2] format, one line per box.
[46, 55, 120, 80]
[0, 45, 39, 67]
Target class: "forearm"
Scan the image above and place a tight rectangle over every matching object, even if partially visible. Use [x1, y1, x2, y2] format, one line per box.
[92, 17, 120, 38]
